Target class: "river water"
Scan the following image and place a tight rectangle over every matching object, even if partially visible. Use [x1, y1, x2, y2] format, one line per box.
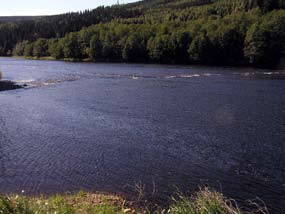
[0, 57, 284, 213]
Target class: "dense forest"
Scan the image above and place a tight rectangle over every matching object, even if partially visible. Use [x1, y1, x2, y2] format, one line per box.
[2, 0, 285, 66]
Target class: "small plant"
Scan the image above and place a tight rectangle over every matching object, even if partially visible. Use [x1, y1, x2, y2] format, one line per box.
[0, 196, 33, 214]
[168, 188, 241, 214]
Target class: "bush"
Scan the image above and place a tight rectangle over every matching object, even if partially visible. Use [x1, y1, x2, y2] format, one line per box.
[169, 188, 241, 214]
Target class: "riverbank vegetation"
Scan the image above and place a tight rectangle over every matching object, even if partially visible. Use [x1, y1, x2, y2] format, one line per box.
[1, 0, 285, 67]
[0, 188, 264, 214]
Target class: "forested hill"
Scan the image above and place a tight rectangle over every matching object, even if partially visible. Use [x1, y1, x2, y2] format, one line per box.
[0, 16, 42, 22]
[3, 0, 285, 66]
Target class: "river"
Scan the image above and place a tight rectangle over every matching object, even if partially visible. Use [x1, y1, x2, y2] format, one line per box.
[0, 57, 284, 213]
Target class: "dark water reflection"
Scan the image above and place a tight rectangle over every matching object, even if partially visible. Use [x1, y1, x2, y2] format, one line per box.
[0, 58, 284, 213]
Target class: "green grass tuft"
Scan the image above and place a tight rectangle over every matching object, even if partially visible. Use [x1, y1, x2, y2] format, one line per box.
[169, 188, 241, 214]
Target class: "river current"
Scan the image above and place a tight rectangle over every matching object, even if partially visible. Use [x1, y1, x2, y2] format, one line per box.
[0, 57, 284, 213]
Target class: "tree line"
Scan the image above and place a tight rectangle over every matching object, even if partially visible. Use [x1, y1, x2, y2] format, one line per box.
[0, 5, 141, 56]
[6, 0, 285, 66]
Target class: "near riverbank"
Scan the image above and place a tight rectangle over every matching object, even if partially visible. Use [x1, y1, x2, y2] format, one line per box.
[0, 188, 267, 214]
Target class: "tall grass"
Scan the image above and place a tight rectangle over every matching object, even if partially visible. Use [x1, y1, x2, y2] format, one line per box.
[0, 193, 125, 214]
[0, 188, 267, 214]
[168, 188, 241, 214]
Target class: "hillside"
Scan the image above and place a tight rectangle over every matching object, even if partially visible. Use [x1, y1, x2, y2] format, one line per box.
[0, 16, 41, 22]
[2, 0, 285, 66]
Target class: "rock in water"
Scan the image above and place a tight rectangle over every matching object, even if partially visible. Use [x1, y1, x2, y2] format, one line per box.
[0, 80, 22, 91]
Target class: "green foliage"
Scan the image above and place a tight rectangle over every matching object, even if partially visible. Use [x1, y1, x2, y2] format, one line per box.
[168, 188, 242, 214]
[63, 33, 82, 59]
[244, 10, 285, 65]
[0, 189, 264, 214]
[12, 41, 28, 56]
[4, 0, 285, 67]
[100, 29, 123, 61]
[147, 34, 176, 63]
[123, 34, 148, 62]
[0, 194, 124, 214]
[0, 196, 33, 214]
[171, 31, 192, 63]
[89, 35, 103, 60]
[188, 33, 213, 64]
[48, 39, 64, 59]
[33, 39, 48, 58]
[24, 43, 34, 57]
[211, 22, 246, 64]
[86, 204, 122, 214]
[0, 6, 141, 55]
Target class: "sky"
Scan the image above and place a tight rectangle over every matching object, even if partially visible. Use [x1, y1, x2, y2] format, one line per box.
[0, 0, 138, 16]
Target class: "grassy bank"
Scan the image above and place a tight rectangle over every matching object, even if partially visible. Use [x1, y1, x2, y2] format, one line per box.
[0, 188, 266, 214]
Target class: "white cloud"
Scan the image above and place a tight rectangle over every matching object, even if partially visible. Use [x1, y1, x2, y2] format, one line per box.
[0, 0, 137, 16]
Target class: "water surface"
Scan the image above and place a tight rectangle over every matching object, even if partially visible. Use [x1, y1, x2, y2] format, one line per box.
[0, 58, 284, 213]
